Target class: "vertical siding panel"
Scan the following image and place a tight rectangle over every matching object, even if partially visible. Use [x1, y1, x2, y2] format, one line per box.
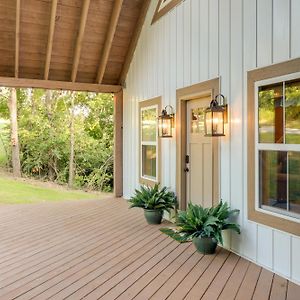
[183, 0, 191, 87]
[256, 0, 274, 269]
[291, 236, 300, 283]
[169, 9, 177, 191]
[257, 0, 273, 66]
[273, 0, 290, 62]
[291, 0, 300, 58]
[208, 0, 219, 78]
[273, 231, 291, 277]
[199, 0, 209, 81]
[132, 56, 139, 191]
[190, 0, 200, 84]
[148, 19, 155, 98]
[257, 226, 273, 268]
[219, 0, 231, 249]
[242, 0, 257, 260]
[157, 20, 164, 96]
[176, 5, 184, 88]
[123, 87, 130, 198]
[163, 15, 171, 187]
[230, 0, 244, 253]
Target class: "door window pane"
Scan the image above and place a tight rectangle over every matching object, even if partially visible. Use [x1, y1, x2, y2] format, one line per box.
[258, 83, 283, 143]
[191, 108, 205, 134]
[285, 80, 300, 144]
[141, 108, 157, 142]
[288, 151, 300, 214]
[142, 145, 156, 179]
[259, 150, 287, 211]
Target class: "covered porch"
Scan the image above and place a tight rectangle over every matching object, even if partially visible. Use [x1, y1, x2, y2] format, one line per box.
[0, 198, 298, 300]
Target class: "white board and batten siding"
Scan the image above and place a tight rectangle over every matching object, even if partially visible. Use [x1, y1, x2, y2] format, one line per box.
[123, 0, 300, 284]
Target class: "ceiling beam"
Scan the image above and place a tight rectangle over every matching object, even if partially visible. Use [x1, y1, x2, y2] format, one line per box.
[96, 0, 124, 84]
[118, 0, 151, 86]
[71, 0, 91, 83]
[15, 0, 21, 78]
[44, 0, 58, 80]
[0, 77, 122, 93]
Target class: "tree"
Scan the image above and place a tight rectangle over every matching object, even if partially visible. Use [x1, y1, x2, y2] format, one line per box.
[68, 92, 75, 188]
[8, 88, 21, 177]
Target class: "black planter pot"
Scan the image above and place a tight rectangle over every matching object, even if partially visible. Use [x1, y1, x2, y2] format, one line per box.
[144, 209, 163, 224]
[192, 236, 217, 254]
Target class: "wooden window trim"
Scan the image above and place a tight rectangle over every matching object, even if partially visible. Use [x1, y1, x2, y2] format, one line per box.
[151, 0, 183, 25]
[139, 97, 161, 186]
[248, 57, 300, 236]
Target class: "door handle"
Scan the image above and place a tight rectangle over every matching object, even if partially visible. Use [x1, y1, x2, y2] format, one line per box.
[184, 167, 189, 172]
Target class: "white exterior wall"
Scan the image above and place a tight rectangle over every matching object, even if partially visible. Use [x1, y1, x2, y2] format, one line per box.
[123, 0, 300, 284]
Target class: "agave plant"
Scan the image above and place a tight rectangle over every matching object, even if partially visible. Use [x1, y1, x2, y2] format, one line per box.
[176, 201, 240, 245]
[129, 184, 177, 212]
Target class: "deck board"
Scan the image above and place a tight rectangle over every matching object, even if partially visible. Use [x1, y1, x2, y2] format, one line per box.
[0, 198, 298, 300]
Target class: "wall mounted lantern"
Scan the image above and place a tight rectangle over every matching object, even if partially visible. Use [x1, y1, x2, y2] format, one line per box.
[158, 105, 175, 138]
[205, 94, 228, 137]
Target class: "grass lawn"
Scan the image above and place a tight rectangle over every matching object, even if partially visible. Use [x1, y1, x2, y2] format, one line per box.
[0, 175, 106, 204]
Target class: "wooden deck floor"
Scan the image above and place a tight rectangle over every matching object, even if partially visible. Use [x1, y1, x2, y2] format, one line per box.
[0, 198, 299, 300]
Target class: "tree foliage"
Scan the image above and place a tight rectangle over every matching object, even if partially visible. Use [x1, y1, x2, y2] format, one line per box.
[0, 88, 114, 192]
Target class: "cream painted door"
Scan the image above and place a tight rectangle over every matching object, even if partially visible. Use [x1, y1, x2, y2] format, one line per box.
[186, 98, 213, 207]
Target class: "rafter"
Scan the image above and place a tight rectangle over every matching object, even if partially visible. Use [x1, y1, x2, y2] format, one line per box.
[0, 77, 122, 93]
[15, 0, 21, 78]
[118, 0, 151, 85]
[71, 0, 91, 83]
[44, 0, 58, 80]
[96, 0, 124, 84]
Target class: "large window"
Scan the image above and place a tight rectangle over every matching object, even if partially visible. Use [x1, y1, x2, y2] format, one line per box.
[255, 73, 300, 221]
[139, 98, 161, 185]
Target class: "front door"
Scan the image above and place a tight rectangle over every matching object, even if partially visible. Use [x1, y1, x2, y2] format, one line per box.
[186, 97, 213, 207]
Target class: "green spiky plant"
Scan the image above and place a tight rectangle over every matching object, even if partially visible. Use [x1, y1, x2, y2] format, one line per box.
[176, 201, 240, 245]
[129, 184, 177, 212]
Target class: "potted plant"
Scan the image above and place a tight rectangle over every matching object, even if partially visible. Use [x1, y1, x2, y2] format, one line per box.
[129, 184, 177, 224]
[176, 201, 240, 254]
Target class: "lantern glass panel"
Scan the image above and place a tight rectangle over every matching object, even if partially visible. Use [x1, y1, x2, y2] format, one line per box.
[158, 115, 173, 137]
[205, 110, 213, 136]
[212, 110, 224, 136]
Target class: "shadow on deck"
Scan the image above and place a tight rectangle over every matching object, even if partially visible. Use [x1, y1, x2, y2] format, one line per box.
[0, 197, 299, 299]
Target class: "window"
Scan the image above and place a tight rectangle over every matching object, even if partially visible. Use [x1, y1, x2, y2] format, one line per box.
[255, 74, 300, 220]
[139, 98, 161, 185]
[248, 58, 300, 236]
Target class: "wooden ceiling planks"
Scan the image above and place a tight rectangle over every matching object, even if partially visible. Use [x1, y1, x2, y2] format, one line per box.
[0, 0, 149, 90]
[0, 0, 16, 77]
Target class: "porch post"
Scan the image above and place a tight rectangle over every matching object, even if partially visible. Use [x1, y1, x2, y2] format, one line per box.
[114, 89, 123, 197]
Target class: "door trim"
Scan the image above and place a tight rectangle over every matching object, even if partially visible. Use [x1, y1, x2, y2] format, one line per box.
[176, 78, 220, 210]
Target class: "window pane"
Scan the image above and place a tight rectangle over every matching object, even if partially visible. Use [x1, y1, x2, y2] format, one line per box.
[258, 83, 283, 143]
[191, 108, 205, 134]
[141, 108, 157, 142]
[288, 151, 300, 215]
[285, 80, 300, 144]
[259, 150, 287, 211]
[142, 145, 156, 179]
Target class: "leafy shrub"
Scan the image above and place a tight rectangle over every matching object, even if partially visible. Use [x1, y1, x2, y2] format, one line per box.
[129, 184, 177, 212]
[176, 201, 240, 244]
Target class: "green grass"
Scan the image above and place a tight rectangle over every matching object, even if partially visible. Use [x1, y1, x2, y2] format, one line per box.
[0, 176, 103, 204]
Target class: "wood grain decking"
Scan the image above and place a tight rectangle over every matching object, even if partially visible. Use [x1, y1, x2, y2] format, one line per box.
[0, 198, 299, 300]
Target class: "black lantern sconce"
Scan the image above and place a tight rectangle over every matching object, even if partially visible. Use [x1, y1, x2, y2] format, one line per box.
[158, 105, 175, 138]
[205, 94, 228, 137]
